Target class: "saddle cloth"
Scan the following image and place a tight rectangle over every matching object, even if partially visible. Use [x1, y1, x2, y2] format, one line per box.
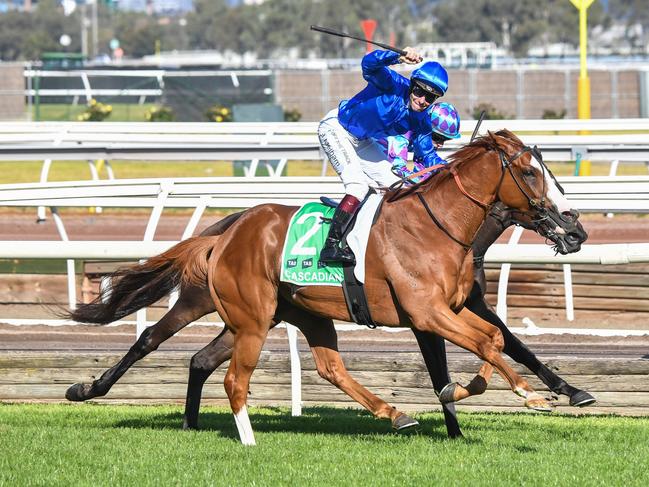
[280, 194, 382, 287]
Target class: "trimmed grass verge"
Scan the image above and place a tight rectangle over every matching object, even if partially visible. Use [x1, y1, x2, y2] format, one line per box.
[1, 403, 648, 486]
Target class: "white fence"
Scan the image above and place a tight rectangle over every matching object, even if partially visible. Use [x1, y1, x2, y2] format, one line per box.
[1, 120, 648, 180]
[0, 175, 648, 334]
[0, 120, 648, 331]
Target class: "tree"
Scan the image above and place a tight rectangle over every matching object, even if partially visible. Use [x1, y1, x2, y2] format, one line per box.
[0, 0, 80, 61]
[432, 0, 605, 57]
[113, 15, 162, 58]
[609, 0, 649, 51]
[185, 0, 424, 58]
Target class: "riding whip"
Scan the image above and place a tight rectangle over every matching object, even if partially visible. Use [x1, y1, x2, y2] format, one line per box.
[310, 25, 407, 56]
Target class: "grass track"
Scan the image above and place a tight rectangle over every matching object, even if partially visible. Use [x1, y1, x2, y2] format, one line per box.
[33, 104, 158, 123]
[0, 160, 330, 184]
[1, 404, 648, 486]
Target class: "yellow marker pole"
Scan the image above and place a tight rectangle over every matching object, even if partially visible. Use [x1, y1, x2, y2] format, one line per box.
[569, 0, 594, 175]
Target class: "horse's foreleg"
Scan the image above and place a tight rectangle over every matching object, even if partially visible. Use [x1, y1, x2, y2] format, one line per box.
[286, 307, 417, 431]
[404, 294, 552, 411]
[66, 285, 214, 402]
[183, 327, 234, 430]
[464, 284, 595, 407]
[436, 308, 496, 404]
[411, 329, 463, 438]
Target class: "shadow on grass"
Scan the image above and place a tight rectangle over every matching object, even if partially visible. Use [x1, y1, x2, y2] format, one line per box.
[112, 406, 460, 442]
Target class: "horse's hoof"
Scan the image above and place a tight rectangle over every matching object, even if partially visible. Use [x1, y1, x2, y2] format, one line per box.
[525, 396, 553, 412]
[392, 413, 419, 432]
[437, 382, 458, 404]
[569, 390, 596, 407]
[65, 382, 91, 402]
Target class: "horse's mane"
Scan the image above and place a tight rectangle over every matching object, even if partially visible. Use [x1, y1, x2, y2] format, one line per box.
[385, 129, 524, 201]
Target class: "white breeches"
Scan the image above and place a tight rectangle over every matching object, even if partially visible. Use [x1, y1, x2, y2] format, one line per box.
[318, 109, 401, 200]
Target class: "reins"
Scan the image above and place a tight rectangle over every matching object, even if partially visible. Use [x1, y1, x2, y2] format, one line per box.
[386, 136, 547, 252]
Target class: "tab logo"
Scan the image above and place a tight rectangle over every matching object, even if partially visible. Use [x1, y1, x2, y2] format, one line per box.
[286, 259, 297, 268]
[302, 258, 313, 269]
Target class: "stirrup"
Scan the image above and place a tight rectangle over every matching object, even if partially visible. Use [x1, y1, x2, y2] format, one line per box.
[320, 245, 355, 264]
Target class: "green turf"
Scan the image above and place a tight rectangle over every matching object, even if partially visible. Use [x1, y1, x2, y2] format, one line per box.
[0, 404, 647, 486]
[0, 258, 83, 274]
[0, 160, 330, 184]
[33, 104, 158, 122]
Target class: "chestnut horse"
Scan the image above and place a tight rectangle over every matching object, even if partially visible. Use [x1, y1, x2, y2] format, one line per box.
[179, 200, 592, 438]
[66, 130, 582, 445]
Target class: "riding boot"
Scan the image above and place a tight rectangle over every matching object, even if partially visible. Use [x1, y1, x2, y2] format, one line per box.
[320, 195, 360, 264]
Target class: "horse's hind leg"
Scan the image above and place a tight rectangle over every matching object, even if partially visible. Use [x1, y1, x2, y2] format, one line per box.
[283, 306, 418, 431]
[66, 284, 214, 402]
[223, 325, 271, 446]
[182, 327, 234, 430]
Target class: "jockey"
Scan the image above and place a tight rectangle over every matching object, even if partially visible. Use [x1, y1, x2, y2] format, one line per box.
[318, 48, 449, 264]
[382, 102, 462, 184]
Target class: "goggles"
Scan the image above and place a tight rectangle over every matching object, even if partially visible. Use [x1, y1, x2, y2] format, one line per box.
[432, 131, 450, 146]
[411, 82, 442, 104]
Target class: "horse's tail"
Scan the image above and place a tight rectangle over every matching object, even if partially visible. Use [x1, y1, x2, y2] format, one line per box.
[66, 237, 219, 324]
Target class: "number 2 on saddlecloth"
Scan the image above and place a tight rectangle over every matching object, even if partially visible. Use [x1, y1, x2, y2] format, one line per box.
[289, 212, 324, 256]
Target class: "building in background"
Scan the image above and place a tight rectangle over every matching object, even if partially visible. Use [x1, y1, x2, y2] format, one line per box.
[116, 0, 146, 11]
[1, 0, 192, 14]
[118, 0, 193, 14]
[0, 0, 33, 12]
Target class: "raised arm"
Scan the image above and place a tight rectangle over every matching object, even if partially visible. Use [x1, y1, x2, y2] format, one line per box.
[361, 50, 413, 93]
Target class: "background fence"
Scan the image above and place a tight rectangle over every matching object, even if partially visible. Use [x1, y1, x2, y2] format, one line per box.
[276, 66, 649, 121]
[2, 64, 649, 122]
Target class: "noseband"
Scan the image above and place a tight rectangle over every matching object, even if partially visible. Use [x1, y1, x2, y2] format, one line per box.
[415, 143, 553, 251]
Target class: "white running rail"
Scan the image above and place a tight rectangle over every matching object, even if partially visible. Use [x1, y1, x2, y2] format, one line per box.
[0, 175, 648, 330]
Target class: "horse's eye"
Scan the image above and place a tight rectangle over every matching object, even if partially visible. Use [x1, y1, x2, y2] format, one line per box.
[522, 168, 535, 178]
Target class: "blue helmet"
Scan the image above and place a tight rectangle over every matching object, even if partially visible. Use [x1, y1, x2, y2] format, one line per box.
[430, 102, 461, 139]
[411, 61, 448, 97]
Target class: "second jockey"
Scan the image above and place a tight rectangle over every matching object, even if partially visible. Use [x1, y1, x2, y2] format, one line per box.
[382, 102, 462, 184]
[318, 48, 450, 264]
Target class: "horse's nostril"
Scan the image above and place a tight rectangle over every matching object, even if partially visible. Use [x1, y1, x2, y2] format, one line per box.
[565, 233, 583, 246]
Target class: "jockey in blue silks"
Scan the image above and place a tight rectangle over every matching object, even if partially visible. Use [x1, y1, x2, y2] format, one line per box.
[380, 102, 462, 184]
[318, 47, 450, 264]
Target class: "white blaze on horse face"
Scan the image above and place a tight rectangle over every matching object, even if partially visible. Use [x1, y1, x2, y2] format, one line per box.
[530, 156, 572, 214]
[234, 405, 256, 446]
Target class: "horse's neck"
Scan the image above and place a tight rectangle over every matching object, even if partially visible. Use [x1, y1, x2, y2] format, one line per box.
[472, 214, 510, 258]
[423, 155, 504, 248]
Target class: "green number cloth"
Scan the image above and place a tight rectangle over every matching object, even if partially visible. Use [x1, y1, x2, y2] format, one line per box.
[280, 202, 344, 286]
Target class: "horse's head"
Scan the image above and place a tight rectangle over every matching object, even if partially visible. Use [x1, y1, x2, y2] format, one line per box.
[485, 130, 587, 254]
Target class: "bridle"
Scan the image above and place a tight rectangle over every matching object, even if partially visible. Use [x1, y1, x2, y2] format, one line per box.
[411, 142, 554, 252]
